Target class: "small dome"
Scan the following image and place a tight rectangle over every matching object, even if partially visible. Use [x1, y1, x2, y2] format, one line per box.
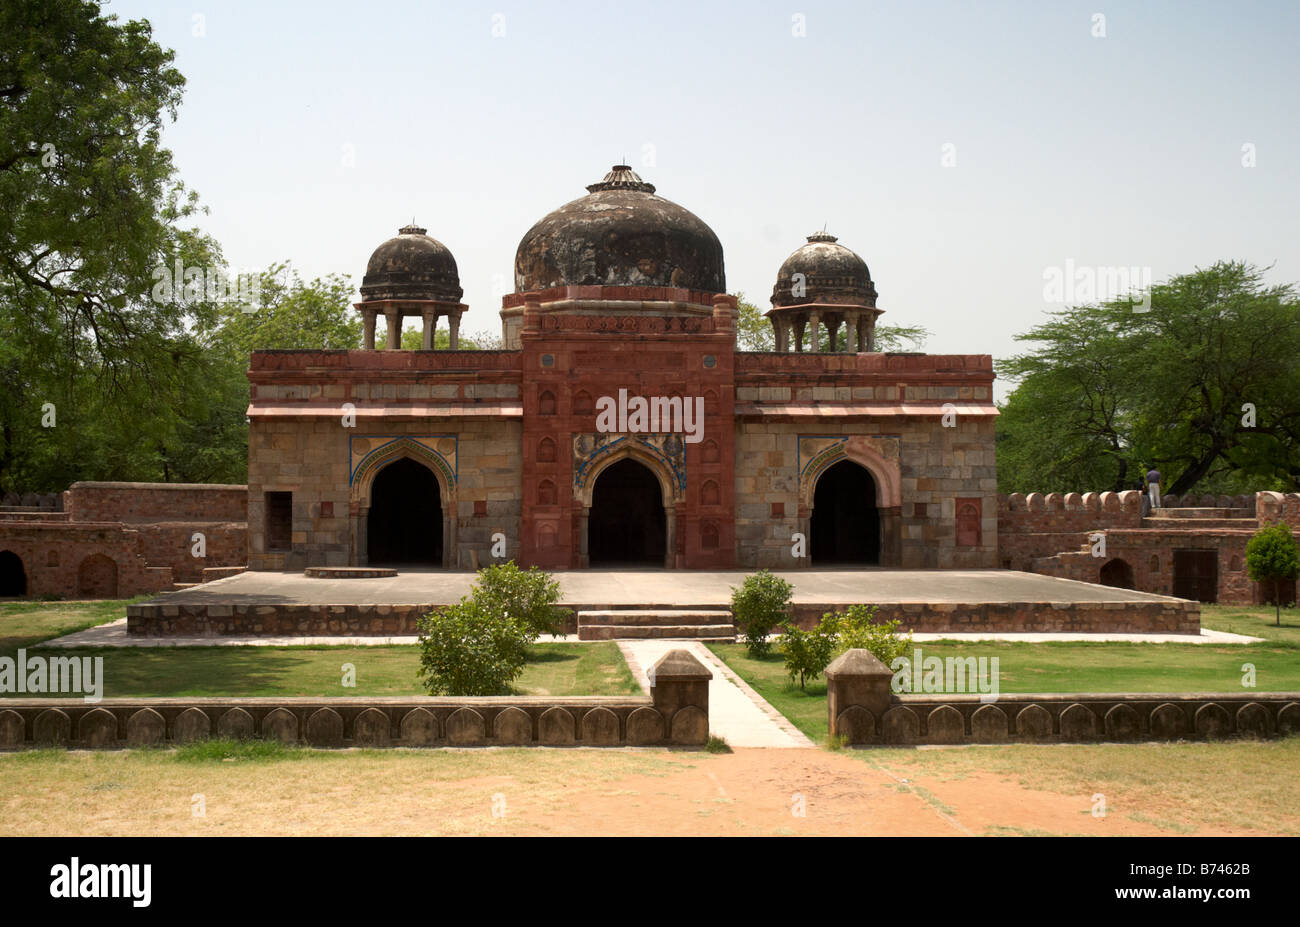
[514, 166, 725, 293]
[771, 232, 876, 308]
[360, 224, 462, 303]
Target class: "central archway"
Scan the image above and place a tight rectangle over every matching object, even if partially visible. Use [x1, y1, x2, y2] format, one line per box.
[0, 550, 26, 596]
[811, 460, 880, 565]
[366, 457, 443, 566]
[588, 458, 666, 565]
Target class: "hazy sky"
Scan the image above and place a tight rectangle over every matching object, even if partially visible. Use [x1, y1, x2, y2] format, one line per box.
[109, 0, 1300, 385]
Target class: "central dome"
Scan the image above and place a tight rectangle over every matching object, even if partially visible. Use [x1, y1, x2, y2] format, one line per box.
[514, 165, 725, 293]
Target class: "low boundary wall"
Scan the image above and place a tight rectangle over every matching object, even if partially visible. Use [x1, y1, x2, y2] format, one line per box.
[0, 650, 712, 750]
[825, 649, 1299, 744]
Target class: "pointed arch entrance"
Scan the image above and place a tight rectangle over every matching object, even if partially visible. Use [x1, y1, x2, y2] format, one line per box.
[810, 459, 881, 565]
[587, 458, 666, 565]
[366, 457, 444, 566]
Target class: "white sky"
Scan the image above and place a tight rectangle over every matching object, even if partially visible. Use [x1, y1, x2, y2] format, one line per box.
[107, 0, 1300, 395]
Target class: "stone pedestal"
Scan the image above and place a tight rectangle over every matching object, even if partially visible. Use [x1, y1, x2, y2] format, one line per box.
[824, 648, 896, 744]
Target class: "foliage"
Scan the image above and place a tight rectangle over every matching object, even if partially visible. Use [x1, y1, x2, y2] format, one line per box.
[779, 621, 839, 690]
[1245, 522, 1300, 624]
[705, 734, 731, 754]
[396, 327, 501, 351]
[730, 570, 793, 658]
[416, 598, 532, 696]
[468, 560, 565, 638]
[820, 604, 913, 666]
[732, 293, 929, 353]
[415, 562, 564, 695]
[997, 262, 1300, 495]
[780, 605, 912, 690]
[0, 0, 211, 492]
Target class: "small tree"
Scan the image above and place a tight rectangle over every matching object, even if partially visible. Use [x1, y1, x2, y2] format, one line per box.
[779, 621, 838, 690]
[823, 604, 913, 666]
[730, 570, 793, 658]
[416, 599, 531, 695]
[415, 562, 563, 695]
[471, 561, 565, 637]
[1246, 522, 1300, 626]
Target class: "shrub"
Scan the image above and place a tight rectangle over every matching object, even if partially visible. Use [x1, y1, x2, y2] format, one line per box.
[780, 604, 913, 690]
[822, 604, 913, 666]
[779, 621, 838, 690]
[1246, 522, 1300, 625]
[471, 561, 565, 637]
[731, 570, 793, 658]
[416, 598, 532, 696]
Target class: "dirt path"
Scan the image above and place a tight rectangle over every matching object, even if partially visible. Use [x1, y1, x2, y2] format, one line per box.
[3, 746, 1282, 836]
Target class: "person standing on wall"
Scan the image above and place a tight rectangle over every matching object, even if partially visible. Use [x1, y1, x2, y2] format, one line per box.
[1145, 465, 1162, 510]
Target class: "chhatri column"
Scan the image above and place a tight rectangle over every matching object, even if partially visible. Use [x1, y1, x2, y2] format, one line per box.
[385, 308, 402, 349]
[448, 312, 460, 350]
[793, 316, 807, 353]
[808, 311, 822, 353]
[421, 309, 436, 350]
[844, 314, 859, 353]
[361, 307, 377, 350]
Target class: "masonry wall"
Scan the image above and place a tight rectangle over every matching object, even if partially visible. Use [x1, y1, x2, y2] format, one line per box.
[64, 482, 246, 523]
[0, 522, 173, 598]
[246, 349, 524, 570]
[733, 352, 998, 569]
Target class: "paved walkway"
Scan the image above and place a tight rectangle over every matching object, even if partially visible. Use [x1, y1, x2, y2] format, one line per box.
[620, 639, 812, 748]
[41, 620, 1263, 649]
[137, 567, 1186, 608]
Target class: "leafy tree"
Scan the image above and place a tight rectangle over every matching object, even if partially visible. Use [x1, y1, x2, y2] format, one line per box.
[0, 0, 217, 492]
[1245, 522, 1299, 625]
[733, 293, 928, 353]
[998, 262, 1300, 495]
[730, 570, 793, 658]
[779, 621, 837, 690]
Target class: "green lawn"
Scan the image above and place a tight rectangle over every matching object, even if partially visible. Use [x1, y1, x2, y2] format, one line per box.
[710, 608, 1300, 742]
[0, 599, 640, 698]
[2, 640, 639, 699]
[1202, 602, 1300, 644]
[0, 598, 144, 655]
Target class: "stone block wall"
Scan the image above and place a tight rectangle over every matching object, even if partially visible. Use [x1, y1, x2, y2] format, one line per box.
[63, 482, 246, 523]
[0, 522, 173, 598]
[733, 418, 998, 569]
[246, 349, 525, 570]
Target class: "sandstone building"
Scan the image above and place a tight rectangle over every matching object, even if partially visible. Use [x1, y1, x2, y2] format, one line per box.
[245, 165, 999, 573]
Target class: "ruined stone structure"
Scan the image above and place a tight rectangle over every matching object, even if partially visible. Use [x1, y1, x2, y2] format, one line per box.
[245, 165, 998, 574]
[999, 490, 1300, 605]
[0, 482, 246, 599]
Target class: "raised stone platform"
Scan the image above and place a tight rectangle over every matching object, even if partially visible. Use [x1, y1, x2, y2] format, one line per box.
[125, 569, 1199, 637]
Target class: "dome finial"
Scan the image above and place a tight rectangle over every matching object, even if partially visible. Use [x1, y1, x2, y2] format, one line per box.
[399, 220, 427, 236]
[586, 164, 656, 194]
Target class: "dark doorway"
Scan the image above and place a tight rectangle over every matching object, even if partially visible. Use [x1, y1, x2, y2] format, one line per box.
[0, 550, 25, 596]
[367, 458, 443, 566]
[588, 458, 665, 565]
[811, 460, 880, 565]
[1173, 549, 1218, 603]
[1099, 558, 1135, 589]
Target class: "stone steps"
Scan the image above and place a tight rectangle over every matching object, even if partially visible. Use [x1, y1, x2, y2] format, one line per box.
[577, 608, 736, 641]
[1141, 516, 1256, 530]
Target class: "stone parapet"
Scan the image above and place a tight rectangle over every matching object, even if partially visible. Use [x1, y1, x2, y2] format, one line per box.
[0, 649, 712, 749]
